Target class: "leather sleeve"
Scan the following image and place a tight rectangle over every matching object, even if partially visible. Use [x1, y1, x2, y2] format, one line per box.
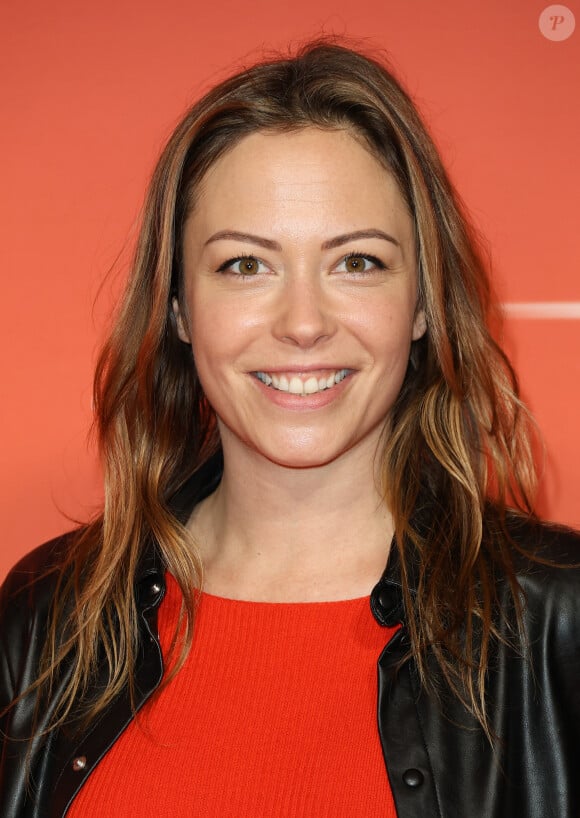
[512, 528, 580, 818]
[0, 536, 74, 818]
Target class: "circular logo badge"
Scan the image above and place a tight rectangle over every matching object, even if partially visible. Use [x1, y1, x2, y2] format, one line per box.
[539, 5, 576, 41]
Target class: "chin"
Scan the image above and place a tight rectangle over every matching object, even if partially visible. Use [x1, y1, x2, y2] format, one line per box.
[263, 453, 338, 470]
[246, 435, 357, 471]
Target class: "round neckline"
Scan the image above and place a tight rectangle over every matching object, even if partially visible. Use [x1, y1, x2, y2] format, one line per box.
[198, 589, 371, 607]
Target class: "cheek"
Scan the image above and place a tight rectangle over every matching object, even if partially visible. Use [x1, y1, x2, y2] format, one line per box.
[189, 286, 270, 372]
[191, 283, 264, 335]
[188, 293, 230, 361]
[350, 300, 417, 356]
[188, 302, 253, 398]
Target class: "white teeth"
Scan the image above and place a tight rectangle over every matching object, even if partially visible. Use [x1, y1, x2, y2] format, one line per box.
[303, 377, 319, 394]
[255, 369, 350, 396]
[288, 376, 303, 394]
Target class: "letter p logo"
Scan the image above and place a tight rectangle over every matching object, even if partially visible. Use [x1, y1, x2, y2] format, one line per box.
[539, 5, 576, 40]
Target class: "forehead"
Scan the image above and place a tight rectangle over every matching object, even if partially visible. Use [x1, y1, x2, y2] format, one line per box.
[187, 128, 413, 243]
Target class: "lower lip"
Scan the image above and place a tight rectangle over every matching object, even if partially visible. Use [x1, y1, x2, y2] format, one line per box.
[251, 373, 353, 410]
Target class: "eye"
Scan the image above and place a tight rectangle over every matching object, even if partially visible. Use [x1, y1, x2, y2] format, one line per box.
[335, 253, 387, 275]
[217, 255, 267, 276]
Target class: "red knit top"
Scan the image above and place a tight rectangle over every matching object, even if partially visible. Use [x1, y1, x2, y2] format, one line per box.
[69, 573, 399, 817]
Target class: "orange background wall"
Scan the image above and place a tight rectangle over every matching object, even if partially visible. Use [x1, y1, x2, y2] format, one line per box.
[1, 0, 579, 579]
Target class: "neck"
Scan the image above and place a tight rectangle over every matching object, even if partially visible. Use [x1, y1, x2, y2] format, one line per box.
[189, 435, 393, 602]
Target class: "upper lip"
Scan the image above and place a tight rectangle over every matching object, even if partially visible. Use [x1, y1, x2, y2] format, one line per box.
[251, 365, 352, 373]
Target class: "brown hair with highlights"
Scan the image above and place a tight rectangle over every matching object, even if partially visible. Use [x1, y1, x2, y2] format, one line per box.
[23, 39, 538, 741]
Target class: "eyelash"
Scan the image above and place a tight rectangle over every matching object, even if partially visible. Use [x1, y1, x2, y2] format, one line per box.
[216, 255, 264, 276]
[215, 252, 388, 277]
[339, 252, 387, 275]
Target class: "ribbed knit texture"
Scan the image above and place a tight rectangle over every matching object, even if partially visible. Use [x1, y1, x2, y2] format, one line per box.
[69, 573, 399, 817]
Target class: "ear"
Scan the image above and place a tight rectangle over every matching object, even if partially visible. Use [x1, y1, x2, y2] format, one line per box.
[412, 307, 427, 341]
[172, 297, 191, 344]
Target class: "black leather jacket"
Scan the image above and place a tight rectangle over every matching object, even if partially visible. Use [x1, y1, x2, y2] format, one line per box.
[1, 464, 580, 817]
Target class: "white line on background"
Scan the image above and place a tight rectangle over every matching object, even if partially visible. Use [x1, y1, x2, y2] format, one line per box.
[502, 302, 580, 319]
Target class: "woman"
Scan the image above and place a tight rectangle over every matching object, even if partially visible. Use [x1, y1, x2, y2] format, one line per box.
[1, 41, 579, 818]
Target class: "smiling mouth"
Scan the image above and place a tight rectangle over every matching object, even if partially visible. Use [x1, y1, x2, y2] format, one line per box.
[253, 369, 351, 396]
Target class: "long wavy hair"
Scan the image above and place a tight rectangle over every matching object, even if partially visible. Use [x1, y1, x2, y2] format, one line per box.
[31, 39, 536, 740]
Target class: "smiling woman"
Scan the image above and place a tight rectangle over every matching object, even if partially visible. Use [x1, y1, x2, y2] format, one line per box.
[1, 40, 579, 818]
[174, 129, 425, 480]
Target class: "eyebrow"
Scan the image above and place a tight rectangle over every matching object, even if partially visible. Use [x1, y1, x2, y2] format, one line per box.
[321, 229, 400, 249]
[203, 228, 400, 250]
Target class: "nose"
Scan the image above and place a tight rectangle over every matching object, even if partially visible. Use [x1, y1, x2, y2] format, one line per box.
[272, 274, 335, 348]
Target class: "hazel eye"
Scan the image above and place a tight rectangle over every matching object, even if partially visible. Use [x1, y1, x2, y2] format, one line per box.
[336, 253, 386, 275]
[236, 257, 260, 275]
[217, 255, 266, 276]
[344, 255, 369, 273]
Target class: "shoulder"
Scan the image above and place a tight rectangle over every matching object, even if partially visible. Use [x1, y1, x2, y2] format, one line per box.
[497, 512, 580, 640]
[0, 533, 79, 699]
[503, 510, 580, 562]
[0, 532, 77, 616]
[502, 511, 580, 580]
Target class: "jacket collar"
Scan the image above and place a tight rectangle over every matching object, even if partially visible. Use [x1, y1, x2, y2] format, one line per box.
[135, 451, 224, 606]
[370, 490, 436, 627]
[168, 450, 224, 526]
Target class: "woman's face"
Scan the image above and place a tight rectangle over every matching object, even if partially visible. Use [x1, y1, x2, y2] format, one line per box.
[175, 127, 426, 469]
